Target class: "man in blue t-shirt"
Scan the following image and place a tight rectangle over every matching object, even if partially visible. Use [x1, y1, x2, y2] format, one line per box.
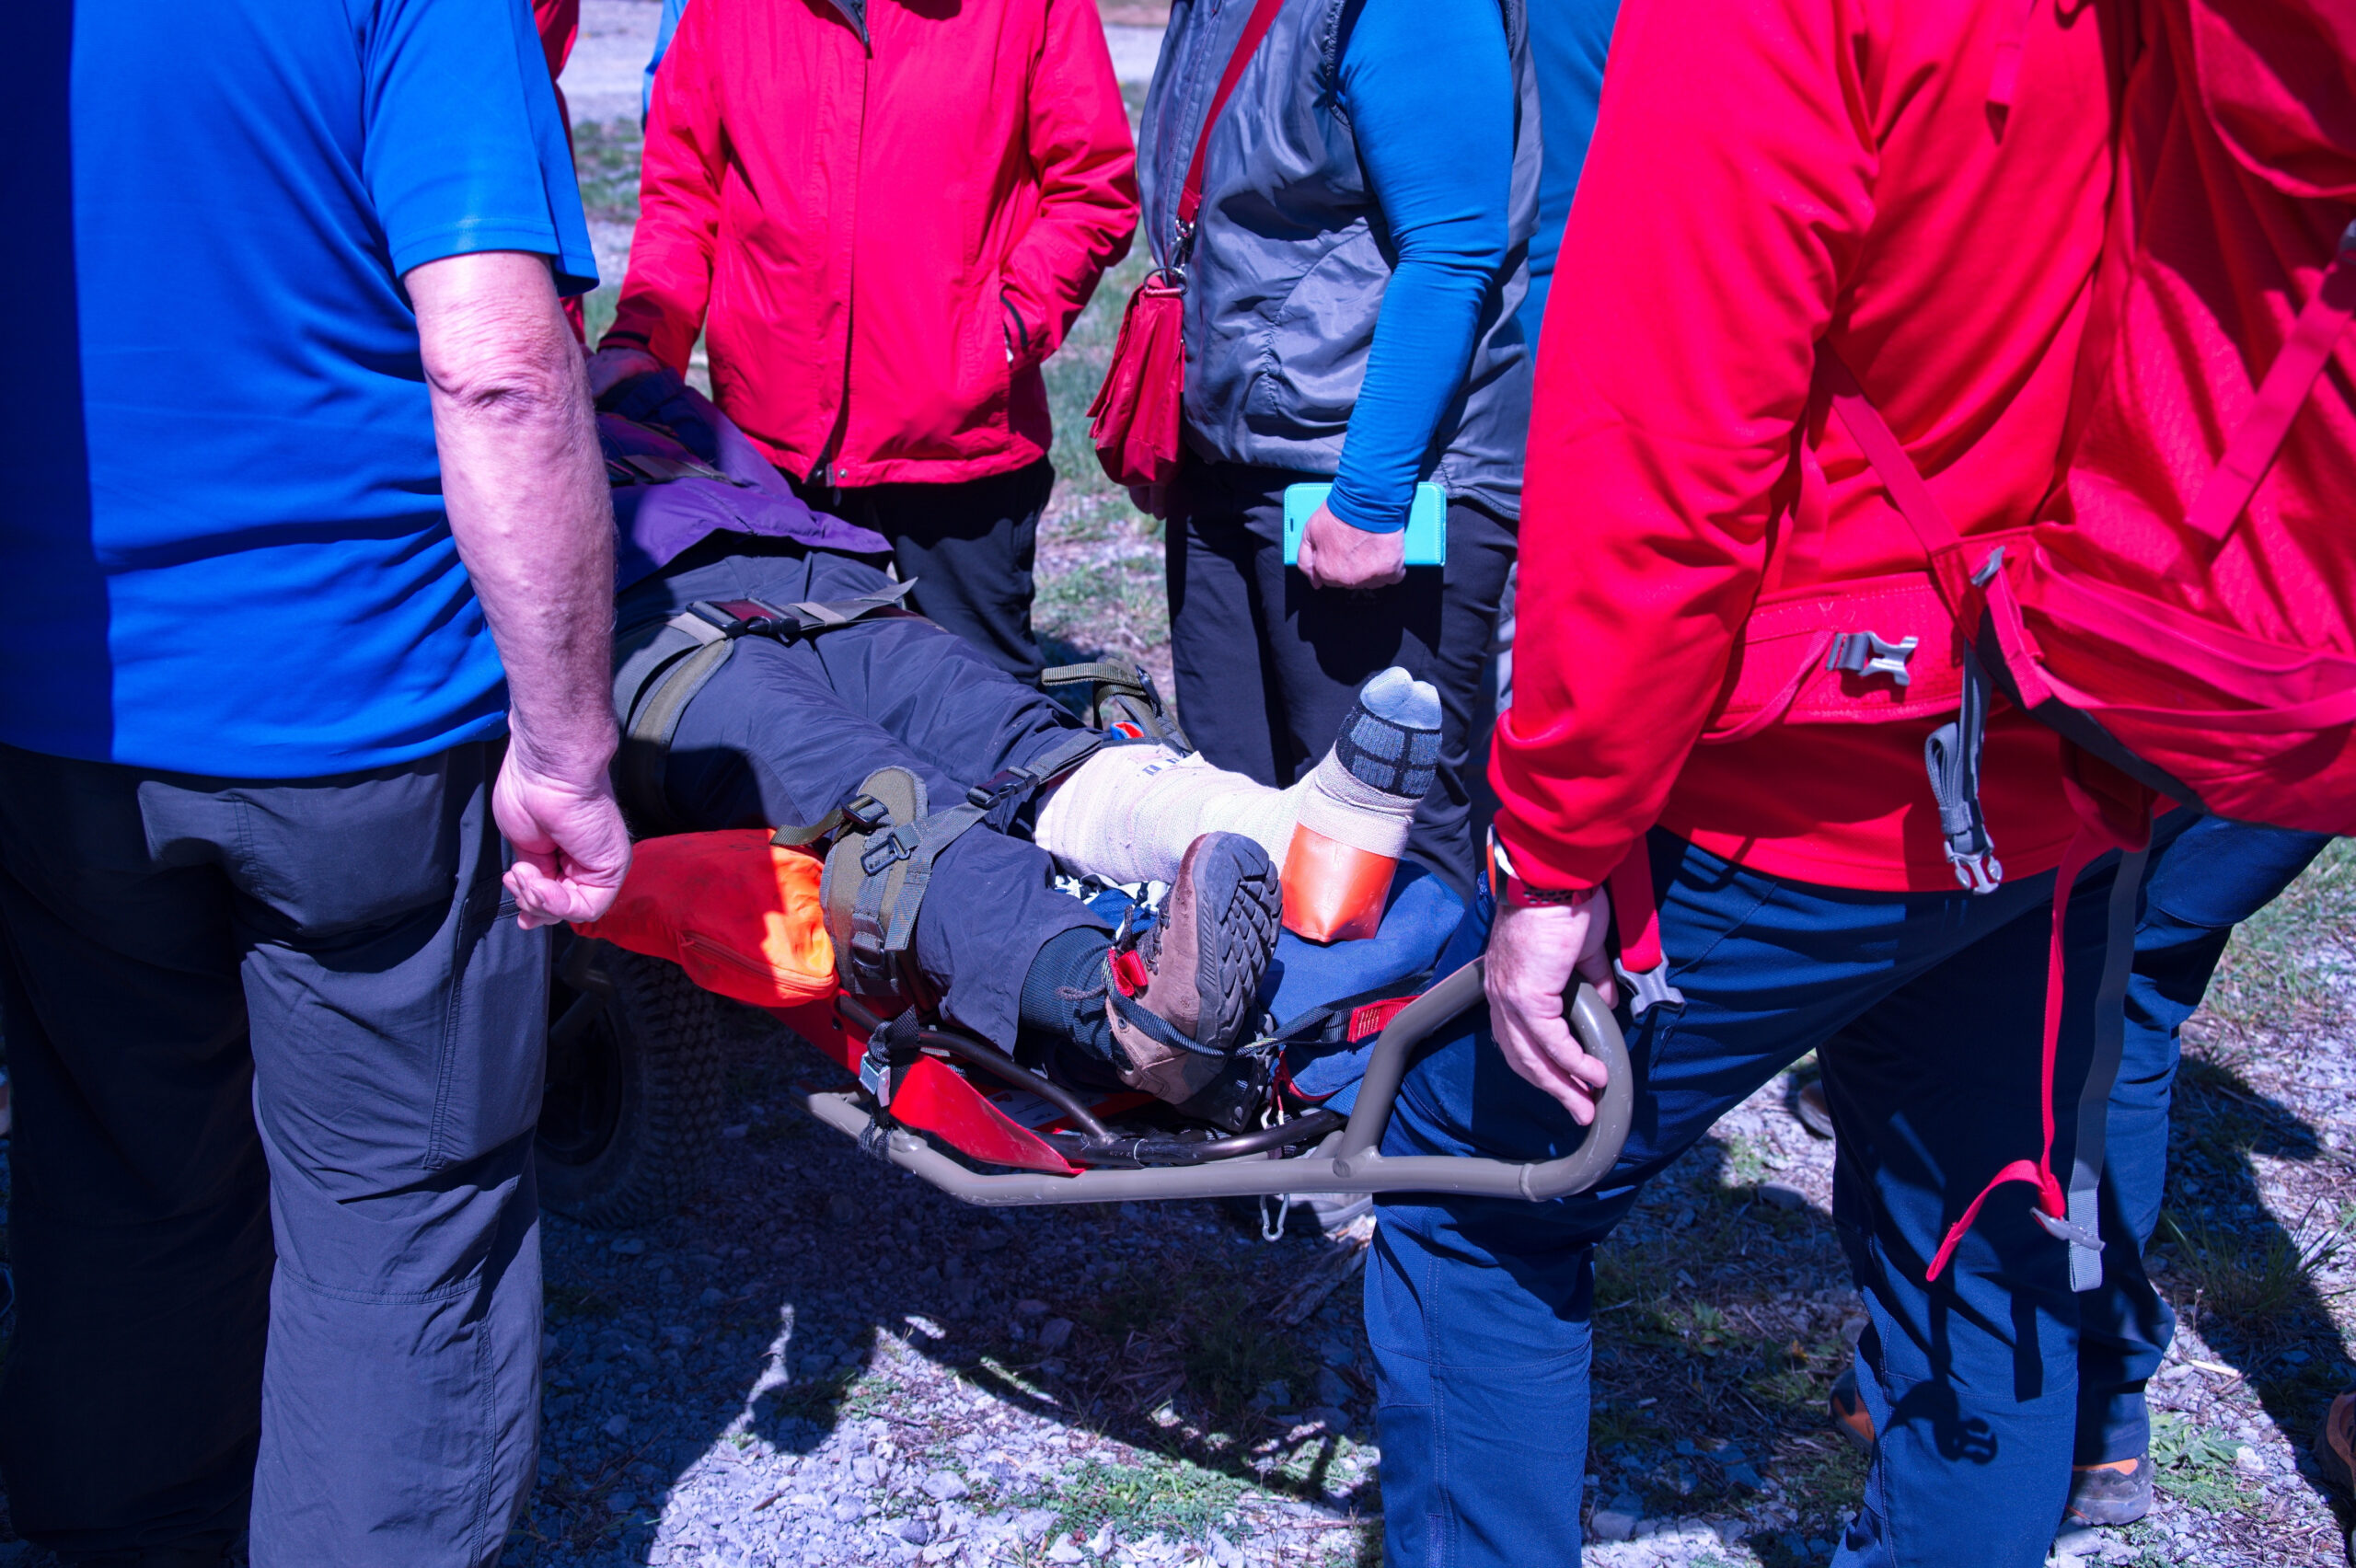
[0, 3, 627, 1562]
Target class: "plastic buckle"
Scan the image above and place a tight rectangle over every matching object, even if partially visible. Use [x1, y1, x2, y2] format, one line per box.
[2033, 1208, 2104, 1253]
[841, 794, 889, 832]
[965, 767, 1029, 811]
[858, 1010, 924, 1106]
[860, 822, 921, 876]
[1827, 630, 1921, 686]
[1946, 847, 2005, 894]
[1611, 957, 1687, 1018]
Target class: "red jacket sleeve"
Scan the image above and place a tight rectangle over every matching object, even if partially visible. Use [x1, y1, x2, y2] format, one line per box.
[600, 0, 722, 368]
[999, 0, 1138, 367]
[1489, 0, 1877, 889]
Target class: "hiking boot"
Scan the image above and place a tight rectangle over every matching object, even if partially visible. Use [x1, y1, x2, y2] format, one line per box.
[1104, 832, 1281, 1107]
[2062, 1456, 2153, 1528]
[2315, 1390, 2356, 1493]
[1830, 1363, 1875, 1450]
[1794, 1077, 1835, 1138]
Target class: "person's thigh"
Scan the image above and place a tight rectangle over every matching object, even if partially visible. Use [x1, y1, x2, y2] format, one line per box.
[1819, 857, 2122, 1568]
[1168, 465, 1288, 785]
[667, 632, 1103, 1045]
[867, 459, 1051, 684]
[230, 743, 546, 1568]
[0, 744, 272, 1561]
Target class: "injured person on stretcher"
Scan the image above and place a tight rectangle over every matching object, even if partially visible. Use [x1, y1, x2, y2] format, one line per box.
[597, 372, 1445, 1133]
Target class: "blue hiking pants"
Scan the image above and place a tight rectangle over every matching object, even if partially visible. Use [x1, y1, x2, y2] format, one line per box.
[1368, 830, 2122, 1568]
[2073, 812, 2330, 1464]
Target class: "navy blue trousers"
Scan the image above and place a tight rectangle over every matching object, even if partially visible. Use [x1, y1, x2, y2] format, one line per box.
[0, 741, 545, 1568]
[1367, 832, 2120, 1568]
[2073, 812, 2330, 1464]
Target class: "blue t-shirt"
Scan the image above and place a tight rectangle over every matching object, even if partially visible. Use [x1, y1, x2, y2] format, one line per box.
[2, 0, 597, 778]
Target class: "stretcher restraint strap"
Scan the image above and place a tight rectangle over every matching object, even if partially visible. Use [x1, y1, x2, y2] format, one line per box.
[617, 581, 918, 836]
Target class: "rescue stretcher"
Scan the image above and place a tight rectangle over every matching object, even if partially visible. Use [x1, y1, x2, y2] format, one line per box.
[547, 830, 1632, 1216]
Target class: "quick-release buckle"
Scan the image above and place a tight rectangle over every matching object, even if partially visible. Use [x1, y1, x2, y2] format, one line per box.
[686, 597, 792, 638]
[1946, 847, 2005, 895]
[965, 768, 1027, 811]
[1828, 630, 1921, 687]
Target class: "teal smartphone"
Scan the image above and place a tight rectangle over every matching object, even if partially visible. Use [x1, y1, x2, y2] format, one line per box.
[1282, 482, 1447, 567]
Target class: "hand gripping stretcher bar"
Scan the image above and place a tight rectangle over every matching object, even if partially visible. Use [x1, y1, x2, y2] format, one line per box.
[791, 958, 1634, 1207]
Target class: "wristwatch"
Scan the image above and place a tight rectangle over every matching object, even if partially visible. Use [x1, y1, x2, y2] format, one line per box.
[1487, 828, 1597, 910]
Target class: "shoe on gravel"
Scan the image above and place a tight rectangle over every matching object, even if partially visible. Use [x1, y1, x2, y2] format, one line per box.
[1794, 1077, 1835, 1139]
[1831, 1363, 1875, 1450]
[2062, 1456, 2153, 1528]
[1104, 832, 1281, 1107]
[2315, 1390, 2356, 1493]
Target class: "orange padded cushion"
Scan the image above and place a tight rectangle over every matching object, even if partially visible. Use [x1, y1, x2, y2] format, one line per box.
[575, 831, 838, 1008]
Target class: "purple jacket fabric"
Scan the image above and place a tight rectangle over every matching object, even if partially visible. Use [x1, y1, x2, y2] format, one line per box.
[599, 371, 888, 590]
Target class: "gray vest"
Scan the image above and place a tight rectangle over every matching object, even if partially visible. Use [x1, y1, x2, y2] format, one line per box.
[1138, 0, 1541, 519]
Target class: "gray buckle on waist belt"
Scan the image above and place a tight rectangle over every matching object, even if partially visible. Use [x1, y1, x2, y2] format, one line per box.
[614, 578, 920, 836]
[1827, 630, 1919, 686]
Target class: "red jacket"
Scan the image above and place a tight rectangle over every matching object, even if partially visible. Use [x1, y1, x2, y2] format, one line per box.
[604, 0, 1138, 488]
[1493, 0, 2124, 894]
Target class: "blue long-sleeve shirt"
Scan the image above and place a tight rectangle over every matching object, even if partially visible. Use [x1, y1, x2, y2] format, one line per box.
[1323, 0, 1516, 535]
[1518, 0, 1620, 344]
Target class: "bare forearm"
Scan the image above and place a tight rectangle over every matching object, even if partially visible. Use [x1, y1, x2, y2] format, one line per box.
[411, 251, 617, 780]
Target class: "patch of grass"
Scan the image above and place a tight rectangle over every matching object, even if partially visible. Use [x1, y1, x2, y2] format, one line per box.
[2148, 1412, 2258, 1512]
[1039, 1454, 1248, 1542]
[2203, 837, 2355, 1029]
[2161, 1207, 2347, 1328]
[570, 119, 645, 225]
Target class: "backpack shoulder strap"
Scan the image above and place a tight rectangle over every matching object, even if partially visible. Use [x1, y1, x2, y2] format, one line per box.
[2182, 224, 2356, 549]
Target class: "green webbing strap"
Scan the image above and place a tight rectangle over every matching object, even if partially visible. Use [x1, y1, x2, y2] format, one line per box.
[1040, 661, 1145, 691]
[618, 617, 733, 836]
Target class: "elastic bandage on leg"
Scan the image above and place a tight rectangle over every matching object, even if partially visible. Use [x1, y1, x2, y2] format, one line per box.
[1033, 667, 1438, 889]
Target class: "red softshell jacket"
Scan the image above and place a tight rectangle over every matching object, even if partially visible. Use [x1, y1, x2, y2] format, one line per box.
[1492, 0, 2125, 894]
[605, 0, 1138, 489]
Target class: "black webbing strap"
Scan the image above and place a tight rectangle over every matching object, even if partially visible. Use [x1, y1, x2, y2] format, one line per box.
[2058, 843, 2153, 1292]
[613, 580, 918, 834]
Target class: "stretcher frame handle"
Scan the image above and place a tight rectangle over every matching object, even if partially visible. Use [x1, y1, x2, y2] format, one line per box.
[801, 958, 1634, 1206]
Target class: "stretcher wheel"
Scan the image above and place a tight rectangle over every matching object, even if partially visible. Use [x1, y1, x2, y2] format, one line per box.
[536, 934, 727, 1228]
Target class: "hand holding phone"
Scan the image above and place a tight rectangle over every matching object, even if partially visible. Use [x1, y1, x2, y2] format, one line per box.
[1282, 482, 1447, 568]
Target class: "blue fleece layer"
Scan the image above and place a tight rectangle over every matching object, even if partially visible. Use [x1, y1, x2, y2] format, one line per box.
[1323, 0, 1516, 535]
